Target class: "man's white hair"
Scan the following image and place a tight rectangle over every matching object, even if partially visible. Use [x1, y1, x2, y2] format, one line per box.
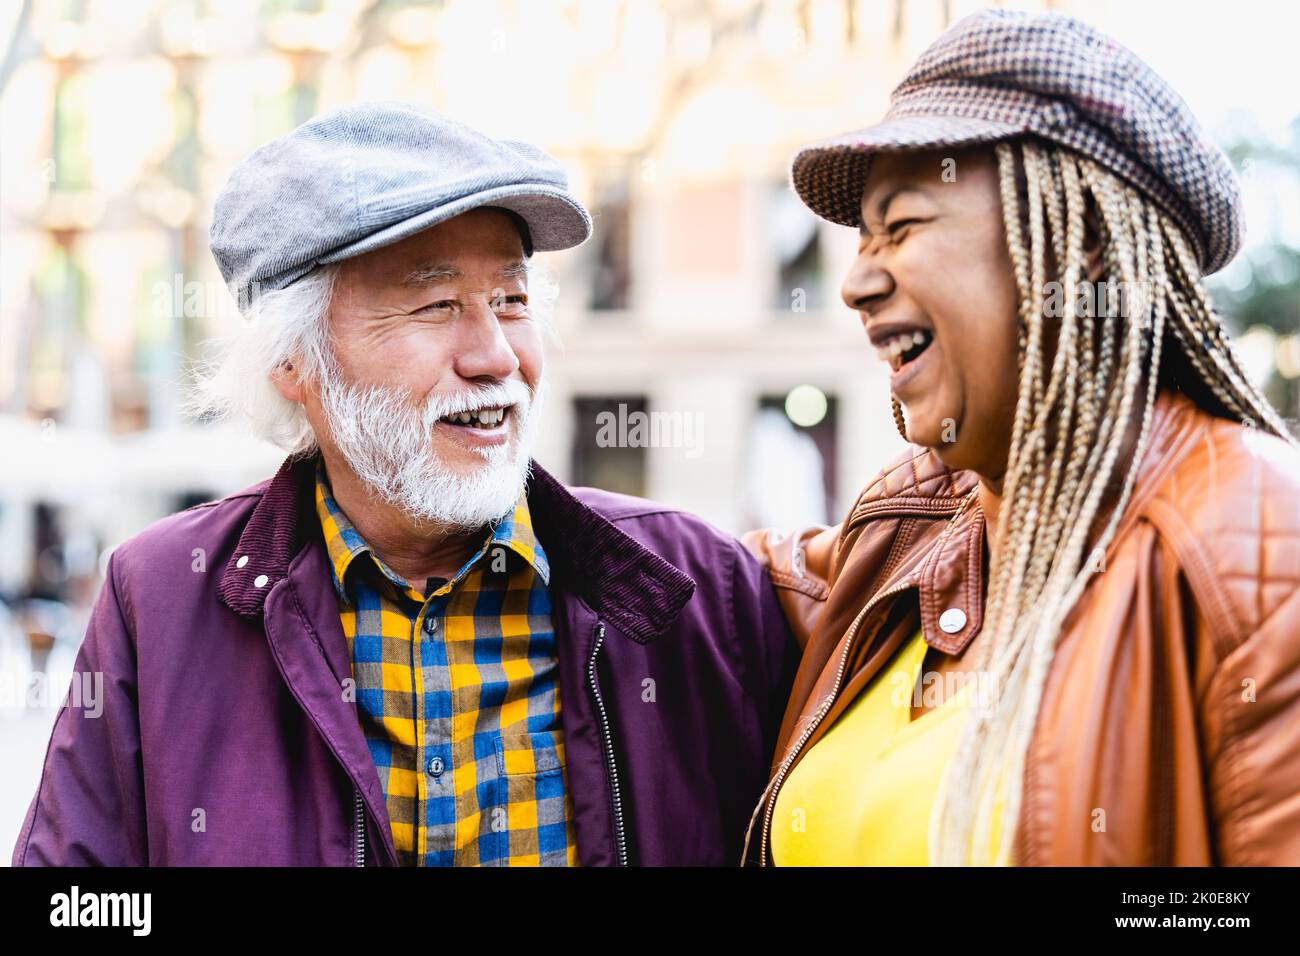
[189, 259, 559, 453]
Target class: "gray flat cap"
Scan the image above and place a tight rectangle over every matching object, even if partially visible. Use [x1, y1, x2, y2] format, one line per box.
[791, 9, 1243, 274]
[210, 101, 592, 298]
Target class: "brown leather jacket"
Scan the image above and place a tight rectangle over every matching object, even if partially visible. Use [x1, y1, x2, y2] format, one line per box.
[741, 389, 1300, 865]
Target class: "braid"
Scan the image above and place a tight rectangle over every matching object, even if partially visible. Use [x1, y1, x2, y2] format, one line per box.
[1160, 222, 1292, 435]
[987, 143, 1034, 624]
[892, 394, 909, 440]
[985, 141, 1049, 636]
[930, 139, 1298, 866]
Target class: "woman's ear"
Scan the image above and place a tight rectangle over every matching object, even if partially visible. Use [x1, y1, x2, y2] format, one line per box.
[1082, 200, 1105, 283]
[269, 360, 304, 404]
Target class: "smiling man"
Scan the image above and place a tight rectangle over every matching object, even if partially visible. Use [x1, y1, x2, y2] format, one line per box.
[13, 103, 796, 867]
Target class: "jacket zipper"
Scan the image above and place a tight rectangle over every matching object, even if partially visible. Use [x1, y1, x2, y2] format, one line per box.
[353, 787, 366, 867]
[587, 621, 629, 866]
[753, 579, 915, 865]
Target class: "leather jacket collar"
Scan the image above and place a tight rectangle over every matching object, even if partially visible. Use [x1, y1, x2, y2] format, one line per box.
[852, 389, 1206, 656]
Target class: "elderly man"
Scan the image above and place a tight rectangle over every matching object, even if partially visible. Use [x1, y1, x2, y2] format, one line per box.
[13, 103, 796, 867]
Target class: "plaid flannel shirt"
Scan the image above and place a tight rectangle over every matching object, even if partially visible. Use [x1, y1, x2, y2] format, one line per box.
[314, 462, 575, 866]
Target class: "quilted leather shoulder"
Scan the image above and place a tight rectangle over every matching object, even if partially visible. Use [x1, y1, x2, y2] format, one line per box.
[1143, 407, 1300, 643]
[849, 444, 980, 521]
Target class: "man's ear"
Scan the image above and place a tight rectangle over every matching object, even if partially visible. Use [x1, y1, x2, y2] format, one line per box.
[269, 360, 304, 404]
[1082, 200, 1105, 283]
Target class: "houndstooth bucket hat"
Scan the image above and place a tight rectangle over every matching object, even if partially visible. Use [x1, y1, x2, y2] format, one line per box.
[790, 9, 1244, 274]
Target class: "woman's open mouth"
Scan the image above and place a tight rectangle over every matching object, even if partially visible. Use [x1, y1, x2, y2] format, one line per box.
[867, 323, 939, 396]
[875, 329, 934, 372]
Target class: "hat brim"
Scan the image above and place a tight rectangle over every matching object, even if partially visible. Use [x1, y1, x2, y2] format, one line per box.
[318, 183, 593, 266]
[791, 113, 1027, 226]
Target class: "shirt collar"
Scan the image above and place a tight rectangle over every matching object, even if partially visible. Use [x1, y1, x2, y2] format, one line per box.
[313, 459, 550, 604]
[220, 453, 696, 644]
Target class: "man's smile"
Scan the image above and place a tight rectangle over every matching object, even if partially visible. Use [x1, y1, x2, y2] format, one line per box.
[434, 405, 513, 447]
[437, 404, 510, 430]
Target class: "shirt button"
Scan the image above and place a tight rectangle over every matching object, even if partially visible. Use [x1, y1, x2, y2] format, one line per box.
[939, 608, 967, 634]
[428, 756, 444, 777]
[423, 615, 438, 635]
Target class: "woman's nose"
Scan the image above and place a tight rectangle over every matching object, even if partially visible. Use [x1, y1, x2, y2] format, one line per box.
[841, 252, 894, 315]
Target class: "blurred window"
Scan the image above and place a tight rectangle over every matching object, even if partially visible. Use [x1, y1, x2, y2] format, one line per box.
[163, 85, 201, 192]
[751, 392, 837, 523]
[51, 71, 91, 192]
[768, 182, 825, 312]
[28, 245, 87, 416]
[571, 395, 647, 497]
[31, 502, 65, 601]
[590, 178, 632, 311]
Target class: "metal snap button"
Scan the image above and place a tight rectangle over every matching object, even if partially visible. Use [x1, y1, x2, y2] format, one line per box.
[939, 607, 967, 634]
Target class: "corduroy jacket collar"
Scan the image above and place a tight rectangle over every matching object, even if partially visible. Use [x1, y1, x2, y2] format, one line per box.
[218, 454, 696, 644]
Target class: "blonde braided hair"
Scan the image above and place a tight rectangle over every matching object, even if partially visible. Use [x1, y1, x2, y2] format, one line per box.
[923, 139, 1298, 865]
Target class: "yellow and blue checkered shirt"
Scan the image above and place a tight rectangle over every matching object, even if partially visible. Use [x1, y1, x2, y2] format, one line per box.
[314, 462, 576, 866]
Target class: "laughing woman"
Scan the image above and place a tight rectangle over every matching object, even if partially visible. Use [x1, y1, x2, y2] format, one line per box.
[743, 10, 1300, 866]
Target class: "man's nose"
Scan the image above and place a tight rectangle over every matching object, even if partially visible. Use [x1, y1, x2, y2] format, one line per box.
[452, 297, 521, 382]
[840, 251, 895, 315]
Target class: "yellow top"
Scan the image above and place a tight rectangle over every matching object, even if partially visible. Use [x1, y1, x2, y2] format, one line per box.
[771, 629, 1001, 866]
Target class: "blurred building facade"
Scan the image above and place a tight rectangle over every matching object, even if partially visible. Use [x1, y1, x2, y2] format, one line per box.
[1, 0, 1297, 614]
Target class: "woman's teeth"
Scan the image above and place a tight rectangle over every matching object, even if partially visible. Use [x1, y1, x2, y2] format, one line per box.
[439, 406, 507, 428]
[875, 330, 933, 370]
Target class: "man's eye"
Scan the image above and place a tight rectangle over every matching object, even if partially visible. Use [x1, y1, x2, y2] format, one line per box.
[492, 294, 529, 314]
[887, 218, 920, 235]
[416, 300, 456, 314]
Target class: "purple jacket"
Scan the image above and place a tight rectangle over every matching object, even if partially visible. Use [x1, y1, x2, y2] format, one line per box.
[13, 455, 796, 866]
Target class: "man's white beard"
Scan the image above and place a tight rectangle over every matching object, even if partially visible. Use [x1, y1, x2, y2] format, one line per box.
[318, 370, 540, 531]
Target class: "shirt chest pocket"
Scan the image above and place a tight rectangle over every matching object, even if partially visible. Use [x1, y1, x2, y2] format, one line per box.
[494, 729, 566, 778]
[480, 729, 572, 865]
